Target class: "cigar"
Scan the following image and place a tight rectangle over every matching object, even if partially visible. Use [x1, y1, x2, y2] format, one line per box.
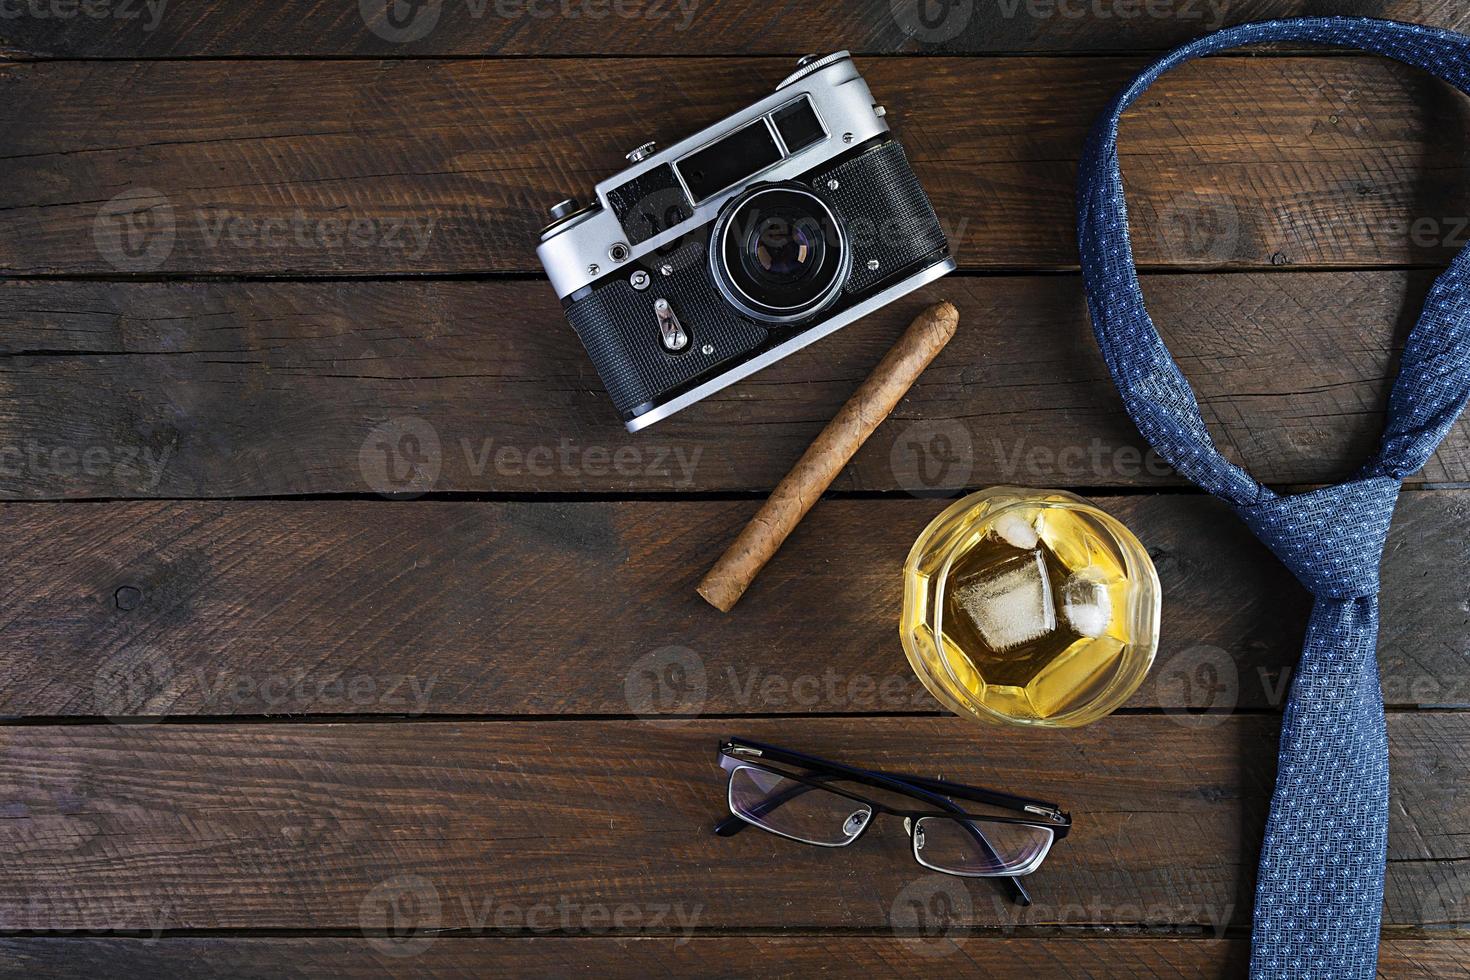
[697, 301, 959, 612]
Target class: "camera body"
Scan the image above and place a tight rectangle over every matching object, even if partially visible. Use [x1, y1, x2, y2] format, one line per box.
[537, 52, 955, 432]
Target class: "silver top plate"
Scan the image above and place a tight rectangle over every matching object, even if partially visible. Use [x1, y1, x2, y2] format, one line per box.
[536, 53, 890, 299]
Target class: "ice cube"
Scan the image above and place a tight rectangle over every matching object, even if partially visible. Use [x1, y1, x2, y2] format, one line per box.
[1061, 568, 1113, 638]
[992, 511, 1039, 550]
[952, 549, 1056, 652]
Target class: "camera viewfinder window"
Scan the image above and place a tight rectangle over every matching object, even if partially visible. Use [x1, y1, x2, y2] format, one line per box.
[678, 121, 782, 203]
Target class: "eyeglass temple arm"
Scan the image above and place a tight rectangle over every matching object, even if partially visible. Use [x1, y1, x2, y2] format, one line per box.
[888, 770, 1070, 826]
[712, 766, 1032, 907]
[723, 738, 1065, 820]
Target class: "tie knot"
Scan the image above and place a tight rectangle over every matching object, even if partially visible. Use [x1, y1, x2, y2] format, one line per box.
[1233, 477, 1400, 599]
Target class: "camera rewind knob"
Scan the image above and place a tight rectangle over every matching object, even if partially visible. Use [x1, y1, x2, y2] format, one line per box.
[548, 198, 580, 221]
[625, 142, 657, 164]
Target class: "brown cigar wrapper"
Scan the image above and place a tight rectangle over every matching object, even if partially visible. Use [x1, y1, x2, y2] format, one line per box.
[696, 301, 960, 612]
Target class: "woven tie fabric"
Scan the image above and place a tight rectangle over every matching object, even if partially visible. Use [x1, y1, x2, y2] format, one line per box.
[1075, 18, 1470, 979]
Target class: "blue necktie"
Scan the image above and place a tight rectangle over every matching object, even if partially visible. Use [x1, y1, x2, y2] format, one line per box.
[1076, 18, 1470, 978]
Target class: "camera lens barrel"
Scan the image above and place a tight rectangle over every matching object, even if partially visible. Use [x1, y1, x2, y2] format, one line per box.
[710, 183, 850, 325]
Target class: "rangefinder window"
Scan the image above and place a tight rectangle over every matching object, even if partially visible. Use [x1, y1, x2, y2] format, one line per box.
[678, 121, 782, 203]
[772, 98, 826, 153]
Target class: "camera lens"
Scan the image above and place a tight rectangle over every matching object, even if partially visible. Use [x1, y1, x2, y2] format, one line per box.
[712, 184, 848, 324]
[745, 211, 829, 286]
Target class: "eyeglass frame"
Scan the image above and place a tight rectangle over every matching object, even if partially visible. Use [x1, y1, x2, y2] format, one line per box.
[713, 736, 1072, 907]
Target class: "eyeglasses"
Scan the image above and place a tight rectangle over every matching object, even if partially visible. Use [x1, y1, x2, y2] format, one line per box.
[713, 737, 1072, 906]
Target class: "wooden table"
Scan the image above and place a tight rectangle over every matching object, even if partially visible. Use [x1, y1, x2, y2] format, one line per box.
[1, 2, 1468, 975]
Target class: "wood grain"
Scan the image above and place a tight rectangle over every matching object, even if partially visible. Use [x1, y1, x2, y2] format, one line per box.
[1, 272, 1466, 499]
[1, 1, 1464, 57]
[3, 493, 1467, 719]
[0, 716, 1465, 931]
[4, 56, 1470, 275]
[0, 937, 1466, 977]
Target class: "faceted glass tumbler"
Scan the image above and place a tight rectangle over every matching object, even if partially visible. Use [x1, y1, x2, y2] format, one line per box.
[900, 487, 1161, 728]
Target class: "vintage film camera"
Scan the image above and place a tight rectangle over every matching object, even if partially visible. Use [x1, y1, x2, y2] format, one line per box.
[537, 52, 955, 432]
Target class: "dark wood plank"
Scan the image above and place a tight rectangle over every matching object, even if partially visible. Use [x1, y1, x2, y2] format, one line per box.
[4, 56, 1470, 275]
[1, 1, 1463, 57]
[0, 936, 1465, 978]
[3, 493, 1466, 718]
[1, 272, 1466, 499]
[0, 716, 1464, 931]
